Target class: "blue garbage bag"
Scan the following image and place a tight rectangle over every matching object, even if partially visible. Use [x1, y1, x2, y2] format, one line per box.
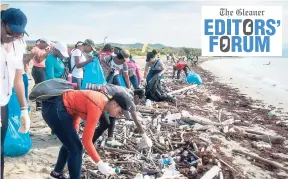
[4, 85, 32, 157]
[82, 57, 107, 89]
[119, 74, 127, 87]
[186, 71, 202, 85]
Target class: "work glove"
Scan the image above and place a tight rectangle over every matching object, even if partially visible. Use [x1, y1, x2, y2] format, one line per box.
[96, 160, 115, 176]
[18, 109, 30, 133]
[141, 78, 147, 86]
[138, 133, 153, 149]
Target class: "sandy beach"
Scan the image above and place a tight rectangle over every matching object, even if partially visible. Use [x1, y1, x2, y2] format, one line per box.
[4, 56, 288, 179]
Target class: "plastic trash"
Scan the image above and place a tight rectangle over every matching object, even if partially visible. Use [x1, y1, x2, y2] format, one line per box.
[4, 87, 32, 157]
[81, 57, 106, 89]
[145, 99, 152, 107]
[186, 71, 202, 85]
[134, 173, 144, 179]
[114, 168, 121, 175]
[143, 175, 150, 179]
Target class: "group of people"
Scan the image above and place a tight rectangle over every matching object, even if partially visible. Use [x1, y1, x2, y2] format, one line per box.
[0, 7, 173, 179]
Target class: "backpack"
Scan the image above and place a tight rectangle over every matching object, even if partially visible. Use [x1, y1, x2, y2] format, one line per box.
[29, 79, 74, 101]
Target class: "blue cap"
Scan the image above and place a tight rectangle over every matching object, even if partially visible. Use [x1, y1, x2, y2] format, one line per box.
[1, 8, 28, 36]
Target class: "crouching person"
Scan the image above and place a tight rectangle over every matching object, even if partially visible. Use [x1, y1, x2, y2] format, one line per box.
[41, 90, 133, 178]
[85, 84, 152, 148]
[172, 61, 191, 79]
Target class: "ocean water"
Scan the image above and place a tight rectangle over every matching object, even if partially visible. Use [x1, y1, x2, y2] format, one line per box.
[201, 57, 288, 112]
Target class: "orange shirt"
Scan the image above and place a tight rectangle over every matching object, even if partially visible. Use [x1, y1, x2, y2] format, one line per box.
[62, 90, 107, 162]
[31, 46, 47, 68]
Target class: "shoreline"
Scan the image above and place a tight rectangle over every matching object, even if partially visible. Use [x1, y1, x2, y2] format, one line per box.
[4, 56, 288, 179]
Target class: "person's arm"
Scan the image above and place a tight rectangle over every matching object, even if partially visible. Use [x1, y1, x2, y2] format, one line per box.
[129, 110, 144, 134]
[122, 63, 130, 88]
[82, 106, 102, 162]
[75, 55, 93, 68]
[143, 63, 149, 79]
[100, 56, 114, 72]
[45, 57, 54, 80]
[38, 50, 51, 63]
[14, 69, 27, 108]
[135, 64, 141, 84]
[159, 61, 166, 76]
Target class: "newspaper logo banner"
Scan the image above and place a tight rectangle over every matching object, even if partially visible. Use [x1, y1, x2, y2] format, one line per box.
[201, 6, 282, 56]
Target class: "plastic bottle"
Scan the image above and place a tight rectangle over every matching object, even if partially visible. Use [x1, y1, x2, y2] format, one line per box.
[114, 168, 121, 175]
[134, 173, 143, 179]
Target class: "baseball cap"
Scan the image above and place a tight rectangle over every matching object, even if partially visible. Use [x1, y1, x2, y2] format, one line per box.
[54, 42, 69, 58]
[111, 92, 133, 111]
[1, 8, 28, 36]
[83, 39, 96, 51]
[120, 49, 130, 61]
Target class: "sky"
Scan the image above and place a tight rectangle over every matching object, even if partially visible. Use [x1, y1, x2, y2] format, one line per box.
[3, 0, 288, 48]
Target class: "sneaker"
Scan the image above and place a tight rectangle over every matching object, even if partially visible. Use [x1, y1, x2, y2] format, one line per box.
[49, 171, 69, 179]
[106, 140, 123, 147]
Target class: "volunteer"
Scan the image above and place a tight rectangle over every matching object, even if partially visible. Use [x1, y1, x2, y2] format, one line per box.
[70, 41, 93, 89]
[1, 8, 30, 179]
[45, 41, 69, 80]
[27, 38, 52, 109]
[143, 51, 165, 84]
[99, 43, 113, 61]
[127, 55, 141, 89]
[172, 60, 191, 79]
[82, 39, 97, 60]
[100, 49, 131, 88]
[41, 90, 134, 179]
[85, 84, 151, 147]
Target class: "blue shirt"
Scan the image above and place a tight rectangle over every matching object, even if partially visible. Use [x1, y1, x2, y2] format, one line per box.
[45, 54, 65, 80]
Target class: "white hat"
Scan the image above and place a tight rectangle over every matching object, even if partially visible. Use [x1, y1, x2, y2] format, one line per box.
[40, 38, 52, 45]
[54, 41, 69, 58]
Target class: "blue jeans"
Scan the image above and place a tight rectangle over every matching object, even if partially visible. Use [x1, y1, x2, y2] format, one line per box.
[72, 77, 82, 90]
[42, 96, 83, 179]
[130, 75, 139, 89]
[112, 74, 121, 86]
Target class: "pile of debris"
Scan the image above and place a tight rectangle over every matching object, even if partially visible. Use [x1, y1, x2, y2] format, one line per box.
[80, 62, 288, 179]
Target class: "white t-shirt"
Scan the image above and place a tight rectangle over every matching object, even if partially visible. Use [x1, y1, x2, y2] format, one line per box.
[71, 49, 86, 78]
[0, 40, 25, 106]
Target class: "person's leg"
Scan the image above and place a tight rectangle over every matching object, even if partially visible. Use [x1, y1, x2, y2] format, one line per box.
[42, 97, 83, 179]
[112, 74, 121, 86]
[183, 66, 189, 77]
[107, 117, 116, 140]
[92, 113, 110, 144]
[32, 66, 46, 109]
[22, 74, 29, 100]
[129, 75, 139, 89]
[177, 70, 181, 79]
[1, 105, 8, 179]
[172, 66, 177, 79]
[72, 77, 82, 90]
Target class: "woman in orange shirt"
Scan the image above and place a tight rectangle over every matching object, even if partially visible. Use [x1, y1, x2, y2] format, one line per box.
[41, 90, 132, 179]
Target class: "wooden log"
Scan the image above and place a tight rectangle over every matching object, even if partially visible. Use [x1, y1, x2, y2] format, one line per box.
[168, 84, 197, 95]
[104, 146, 138, 154]
[200, 165, 221, 179]
[244, 133, 285, 144]
[181, 115, 224, 126]
[232, 149, 288, 173]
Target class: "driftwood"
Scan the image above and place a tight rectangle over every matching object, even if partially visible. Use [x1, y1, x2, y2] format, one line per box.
[181, 115, 224, 126]
[168, 84, 197, 95]
[200, 165, 221, 179]
[232, 149, 288, 173]
[104, 146, 138, 154]
[244, 132, 285, 144]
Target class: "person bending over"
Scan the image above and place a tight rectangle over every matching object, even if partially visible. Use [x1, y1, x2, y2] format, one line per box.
[41, 90, 133, 178]
[172, 61, 191, 79]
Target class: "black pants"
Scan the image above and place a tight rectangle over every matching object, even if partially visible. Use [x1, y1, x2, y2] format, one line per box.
[1, 105, 8, 179]
[92, 112, 116, 144]
[32, 66, 46, 108]
[42, 96, 83, 179]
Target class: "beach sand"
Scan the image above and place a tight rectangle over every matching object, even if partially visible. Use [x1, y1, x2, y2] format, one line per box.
[4, 56, 288, 179]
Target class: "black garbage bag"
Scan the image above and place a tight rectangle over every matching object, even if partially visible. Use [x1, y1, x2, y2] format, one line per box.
[145, 75, 175, 102]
